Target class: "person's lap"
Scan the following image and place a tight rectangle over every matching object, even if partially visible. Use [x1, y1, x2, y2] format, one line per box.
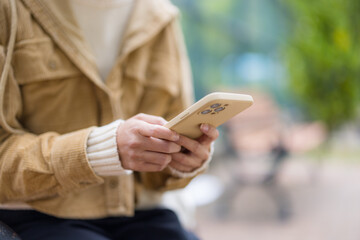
[15, 220, 111, 240]
[0, 208, 199, 240]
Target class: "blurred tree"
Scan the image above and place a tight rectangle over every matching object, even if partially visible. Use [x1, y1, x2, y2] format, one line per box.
[282, 0, 360, 131]
[172, 0, 288, 100]
[172, 0, 240, 98]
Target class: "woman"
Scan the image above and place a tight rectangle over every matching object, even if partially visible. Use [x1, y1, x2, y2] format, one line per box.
[0, 0, 218, 239]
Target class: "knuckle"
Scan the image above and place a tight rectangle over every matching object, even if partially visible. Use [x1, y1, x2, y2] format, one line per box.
[177, 153, 186, 163]
[128, 139, 140, 149]
[132, 114, 140, 120]
[152, 126, 165, 136]
[162, 143, 171, 153]
[151, 127, 159, 136]
[158, 117, 167, 126]
[136, 113, 146, 119]
[175, 144, 182, 152]
[133, 122, 143, 130]
[152, 116, 166, 125]
[170, 143, 181, 153]
[159, 154, 170, 163]
[157, 116, 166, 122]
[171, 153, 179, 161]
[128, 125, 139, 135]
[147, 127, 156, 137]
[163, 142, 175, 153]
[193, 142, 201, 153]
[128, 150, 139, 160]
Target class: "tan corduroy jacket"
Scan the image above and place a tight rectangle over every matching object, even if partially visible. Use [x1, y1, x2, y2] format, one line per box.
[0, 0, 196, 218]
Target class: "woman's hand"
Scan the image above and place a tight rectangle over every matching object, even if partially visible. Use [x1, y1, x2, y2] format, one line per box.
[116, 114, 181, 172]
[170, 124, 219, 173]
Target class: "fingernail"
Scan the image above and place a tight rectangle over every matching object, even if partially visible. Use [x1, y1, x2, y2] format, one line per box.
[202, 124, 209, 132]
[173, 133, 180, 141]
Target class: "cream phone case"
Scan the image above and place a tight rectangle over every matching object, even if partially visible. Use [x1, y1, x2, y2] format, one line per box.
[165, 92, 254, 139]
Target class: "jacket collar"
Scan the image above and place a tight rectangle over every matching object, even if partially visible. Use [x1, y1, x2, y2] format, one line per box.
[20, 0, 179, 90]
[120, 0, 179, 58]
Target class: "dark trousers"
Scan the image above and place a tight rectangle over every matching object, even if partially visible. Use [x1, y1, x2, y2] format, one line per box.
[0, 208, 199, 240]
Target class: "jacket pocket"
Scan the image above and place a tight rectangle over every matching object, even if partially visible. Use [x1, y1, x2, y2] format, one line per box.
[12, 37, 81, 84]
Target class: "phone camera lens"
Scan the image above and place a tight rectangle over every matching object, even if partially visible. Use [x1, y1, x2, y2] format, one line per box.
[210, 103, 221, 108]
[201, 109, 212, 115]
[214, 107, 225, 112]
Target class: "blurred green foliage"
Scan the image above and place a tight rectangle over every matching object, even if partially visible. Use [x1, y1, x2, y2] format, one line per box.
[172, 0, 288, 99]
[172, 0, 360, 131]
[282, 0, 360, 130]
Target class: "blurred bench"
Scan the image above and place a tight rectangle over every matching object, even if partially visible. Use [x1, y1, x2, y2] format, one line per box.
[216, 91, 326, 221]
[216, 92, 292, 221]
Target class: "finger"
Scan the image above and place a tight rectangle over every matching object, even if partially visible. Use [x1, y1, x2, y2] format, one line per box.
[176, 135, 209, 160]
[198, 124, 219, 145]
[123, 151, 171, 171]
[142, 136, 181, 153]
[135, 162, 168, 172]
[171, 152, 203, 169]
[138, 124, 179, 141]
[134, 113, 167, 126]
[138, 151, 172, 166]
[169, 158, 196, 173]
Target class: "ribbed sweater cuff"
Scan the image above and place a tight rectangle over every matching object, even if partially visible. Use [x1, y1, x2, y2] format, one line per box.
[87, 120, 132, 176]
[168, 142, 215, 178]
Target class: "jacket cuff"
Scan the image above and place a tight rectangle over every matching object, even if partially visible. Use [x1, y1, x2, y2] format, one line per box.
[87, 120, 133, 176]
[51, 128, 104, 195]
[168, 142, 215, 178]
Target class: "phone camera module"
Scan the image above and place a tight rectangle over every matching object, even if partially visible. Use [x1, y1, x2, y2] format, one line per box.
[200, 109, 212, 115]
[214, 107, 225, 112]
[210, 103, 221, 108]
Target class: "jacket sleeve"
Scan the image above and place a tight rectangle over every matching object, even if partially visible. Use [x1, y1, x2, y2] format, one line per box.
[0, 48, 103, 204]
[136, 19, 204, 192]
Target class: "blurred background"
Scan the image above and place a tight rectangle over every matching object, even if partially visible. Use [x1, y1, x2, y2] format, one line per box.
[166, 0, 360, 239]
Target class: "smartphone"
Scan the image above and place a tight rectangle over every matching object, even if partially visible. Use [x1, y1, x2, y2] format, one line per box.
[165, 92, 254, 139]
